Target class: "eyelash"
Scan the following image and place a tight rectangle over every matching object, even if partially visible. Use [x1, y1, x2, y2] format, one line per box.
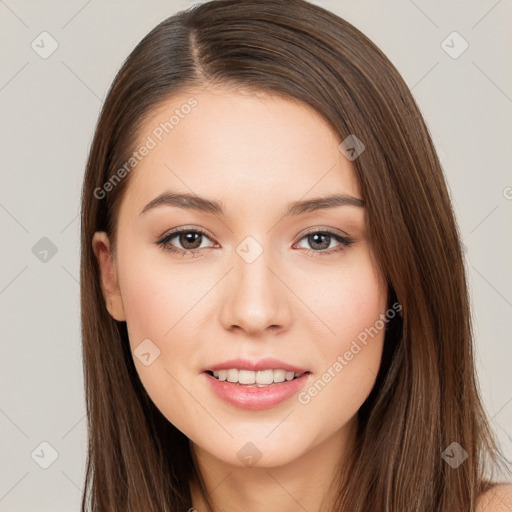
[156, 227, 355, 258]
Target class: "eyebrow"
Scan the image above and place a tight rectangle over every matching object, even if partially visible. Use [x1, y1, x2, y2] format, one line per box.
[139, 190, 365, 217]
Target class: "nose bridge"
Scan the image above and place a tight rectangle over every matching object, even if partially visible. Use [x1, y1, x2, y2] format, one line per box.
[219, 234, 290, 333]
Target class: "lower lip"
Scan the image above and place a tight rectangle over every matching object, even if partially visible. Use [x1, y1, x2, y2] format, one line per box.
[203, 372, 311, 410]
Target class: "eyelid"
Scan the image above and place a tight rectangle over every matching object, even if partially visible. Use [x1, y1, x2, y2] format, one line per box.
[158, 225, 216, 242]
[296, 225, 352, 240]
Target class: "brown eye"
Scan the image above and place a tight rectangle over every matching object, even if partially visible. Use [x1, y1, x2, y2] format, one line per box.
[156, 228, 216, 256]
[306, 233, 332, 250]
[177, 231, 203, 250]
[295, 230, 355, 256]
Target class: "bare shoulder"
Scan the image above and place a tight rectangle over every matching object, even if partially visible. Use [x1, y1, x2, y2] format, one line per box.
[476, 483, 512, 512]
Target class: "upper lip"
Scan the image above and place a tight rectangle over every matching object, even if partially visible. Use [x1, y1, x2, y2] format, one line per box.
[202, 358, 309, 374]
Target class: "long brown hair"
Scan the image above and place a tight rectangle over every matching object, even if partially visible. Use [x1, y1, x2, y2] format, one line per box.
[80, 0, 510, 510]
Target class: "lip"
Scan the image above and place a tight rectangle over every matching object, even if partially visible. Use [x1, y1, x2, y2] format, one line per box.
[201, 357, 309, 374]
[203, 371, 312, 411]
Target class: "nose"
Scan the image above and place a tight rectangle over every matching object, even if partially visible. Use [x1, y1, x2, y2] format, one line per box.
[219, 246, 292, 336]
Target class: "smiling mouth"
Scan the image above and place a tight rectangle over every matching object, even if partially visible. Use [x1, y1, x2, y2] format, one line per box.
[205, 369, 311, 387]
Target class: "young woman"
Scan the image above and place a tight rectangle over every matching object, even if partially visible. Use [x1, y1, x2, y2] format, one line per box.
[80, 0, 511, 510]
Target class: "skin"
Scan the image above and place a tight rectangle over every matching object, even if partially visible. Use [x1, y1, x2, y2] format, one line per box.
[93, 86, 389, 512]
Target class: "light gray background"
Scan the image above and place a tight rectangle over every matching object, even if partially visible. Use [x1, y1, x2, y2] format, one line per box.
[1, 0, 511, 510]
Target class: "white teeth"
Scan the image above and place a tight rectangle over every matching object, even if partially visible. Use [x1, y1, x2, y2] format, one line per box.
[256, 369, 274, 385]
[238, 370, 256, 385]
[273, 369, 286, 383]
[226, 369, 238, 383]
[211, 369, 304, 385]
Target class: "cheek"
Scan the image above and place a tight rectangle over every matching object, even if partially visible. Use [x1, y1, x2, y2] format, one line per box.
[115, 243, 217, 399]
[294, 255, 387, 422]
[116, 250, 206, 429]
[116, 246, 200, 347]
[303, 252, 388, 349]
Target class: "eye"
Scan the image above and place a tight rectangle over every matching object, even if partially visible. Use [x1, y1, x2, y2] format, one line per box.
[294, 229, 355, 256]
[156, 227, 217, 258]
[156, 227, 355, 258]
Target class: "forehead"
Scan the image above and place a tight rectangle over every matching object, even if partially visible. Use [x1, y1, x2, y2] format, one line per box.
[119, 87, 362, 220]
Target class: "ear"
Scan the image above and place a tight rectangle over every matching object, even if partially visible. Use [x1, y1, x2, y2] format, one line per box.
[92, 231, 126, 322]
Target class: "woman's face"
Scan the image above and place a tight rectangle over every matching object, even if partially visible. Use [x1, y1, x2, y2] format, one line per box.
[93, 86, 389, 468]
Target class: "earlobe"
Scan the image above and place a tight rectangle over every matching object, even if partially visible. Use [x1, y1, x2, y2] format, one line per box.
[92, 231, 126, 322]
